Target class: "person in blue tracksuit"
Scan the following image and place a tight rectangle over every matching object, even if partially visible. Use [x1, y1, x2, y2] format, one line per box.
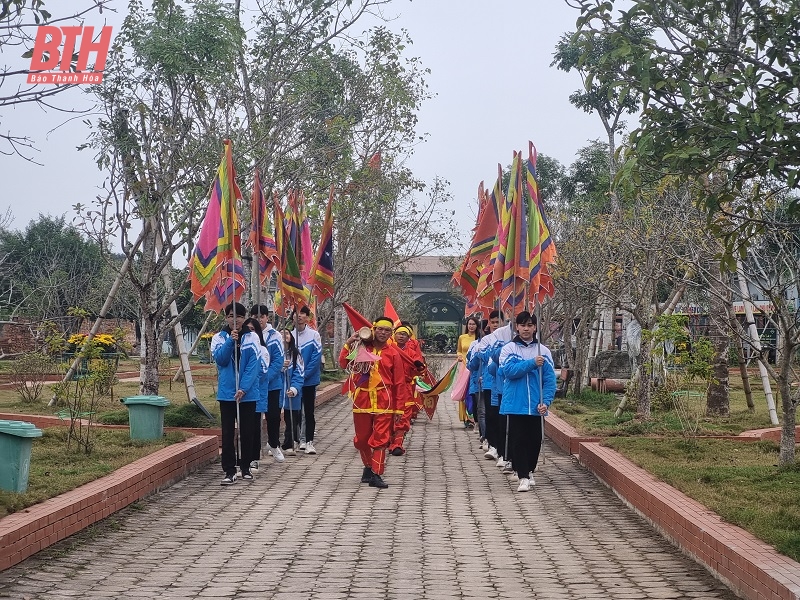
[246, 317, 270, 472]
[468, 311, 500, 455]
[280, 328, 305, 453]
[472, 311, 513, 465]
[293, 305, 322, 455]
[250, 305, 286, 462]
[498, 311, 556, 493]
[211, 302, 262, 485]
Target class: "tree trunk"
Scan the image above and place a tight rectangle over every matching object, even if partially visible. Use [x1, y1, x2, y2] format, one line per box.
[636, 342, 652, 419]
[736, 260, 779, 424]
[571, 309, 590, 395]
[728, 308, 755, 411]
[706, 259, 730, 416]
[778, 380, 797, 465]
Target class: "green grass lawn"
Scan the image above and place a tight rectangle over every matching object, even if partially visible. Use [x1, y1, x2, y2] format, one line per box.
[604, 437, 800, 562]
[0, 427, 189, 518]
[552, 375, 776, 436]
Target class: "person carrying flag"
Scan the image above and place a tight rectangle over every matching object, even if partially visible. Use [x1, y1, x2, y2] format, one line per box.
[389, 323, 426, 456]
[498, 311, 556, 492]
[211, 302, 261, 485]
[250, 304, 286, 463]
[293, 305, 322, 455]
[339, 316, 409, 489]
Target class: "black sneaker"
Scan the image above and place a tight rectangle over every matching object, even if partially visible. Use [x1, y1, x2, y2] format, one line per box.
[369, 473, 388, 489]
[221, 473, 237, 486]
[241, 472, 254, 481]
[390, 447, 404, 456]
[360, 466, 374, 483]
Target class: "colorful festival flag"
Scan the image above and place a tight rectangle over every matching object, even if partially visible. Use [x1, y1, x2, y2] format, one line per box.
[525, 141, 557, 306]
[247, 169, 279, 284]
[309, 185, 335, 301]
[189, 140, 245, 312]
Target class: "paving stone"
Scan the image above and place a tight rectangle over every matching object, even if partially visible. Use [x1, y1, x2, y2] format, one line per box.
[0, 393, 739, 599]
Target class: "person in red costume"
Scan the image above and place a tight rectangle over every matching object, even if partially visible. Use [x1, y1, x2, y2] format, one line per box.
[389, 323, 426, 456]
[339, 316, 409, 489]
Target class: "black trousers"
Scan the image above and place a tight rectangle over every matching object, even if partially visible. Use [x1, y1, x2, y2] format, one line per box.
[484, 394, 499, 451]
[266, 388, 281, 448]
[219, 400, 256, 476]
[508, 414, 544, 479]
[301, 385, 317, 442]
[282, 408, 301, 449]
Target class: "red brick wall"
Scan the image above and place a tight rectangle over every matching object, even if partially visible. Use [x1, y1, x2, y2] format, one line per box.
[0, 320, 38, 355]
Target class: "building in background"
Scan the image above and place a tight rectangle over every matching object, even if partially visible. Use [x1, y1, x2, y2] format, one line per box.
[389, 256, 464, 354]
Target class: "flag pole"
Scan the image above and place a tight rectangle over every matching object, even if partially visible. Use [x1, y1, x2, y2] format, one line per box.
[224, 140, 243, 472]
[538, 299, 545, 467]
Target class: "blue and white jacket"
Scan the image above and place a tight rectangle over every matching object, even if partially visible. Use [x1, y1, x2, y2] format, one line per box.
[280, 353, 305, 411]
[472, 324, 513, 405]
[211, 329, 261, 402]
[293, 326, 322, 387]
[497, 337, 556, 416]
[255, 344, 271, 413]
[262, 325, 285, 393]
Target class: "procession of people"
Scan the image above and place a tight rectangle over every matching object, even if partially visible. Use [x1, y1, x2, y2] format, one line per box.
[211, 296, 556, 493]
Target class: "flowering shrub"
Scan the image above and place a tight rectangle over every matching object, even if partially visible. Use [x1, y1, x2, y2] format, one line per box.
[66, 333, 118, 355]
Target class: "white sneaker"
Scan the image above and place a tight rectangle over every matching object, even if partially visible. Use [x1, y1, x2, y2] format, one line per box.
[517, 478, 530, 492]
[267, 448, 273, 456]
[284, 447, 296, 456]
[305, 441, 317, 455]
[249, 460, 259, 472]
[271, 446, 285, 463]
[481, 440, 489, 451]
[299, 442, 307, 451]
[484, 447, 498, 460]
[509, 472, 519, 481]
[502, 461, 514, 473]
[496, 456, 506, 468]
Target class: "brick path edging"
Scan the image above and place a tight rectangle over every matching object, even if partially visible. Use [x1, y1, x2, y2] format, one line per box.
[579, 442, 800, 600]
[0, 435, 219, 573]
[545, 410, 800, 600]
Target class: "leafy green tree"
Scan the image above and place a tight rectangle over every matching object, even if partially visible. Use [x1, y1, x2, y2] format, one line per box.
[572, 0, 800, 250]
[81, 0, 244, 394]
[0, 215, 106, 324]
[552, 25, 643, 192]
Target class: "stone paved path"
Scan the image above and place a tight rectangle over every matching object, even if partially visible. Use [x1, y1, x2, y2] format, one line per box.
[0, 394, 737, 599]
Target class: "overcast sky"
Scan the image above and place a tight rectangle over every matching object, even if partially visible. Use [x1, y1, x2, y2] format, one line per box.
[2, 0, 615, 254]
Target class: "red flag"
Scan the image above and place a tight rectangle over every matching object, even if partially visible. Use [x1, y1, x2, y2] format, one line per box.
[384, 297, 401, 328]
[342, 302, 373, 331]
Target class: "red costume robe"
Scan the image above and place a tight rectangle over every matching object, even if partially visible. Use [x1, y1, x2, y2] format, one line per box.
[339, 341, 408, 475]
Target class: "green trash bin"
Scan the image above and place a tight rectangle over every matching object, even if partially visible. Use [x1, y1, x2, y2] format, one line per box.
[0, 420, 43, 493]
[122, 396, 170, 440]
